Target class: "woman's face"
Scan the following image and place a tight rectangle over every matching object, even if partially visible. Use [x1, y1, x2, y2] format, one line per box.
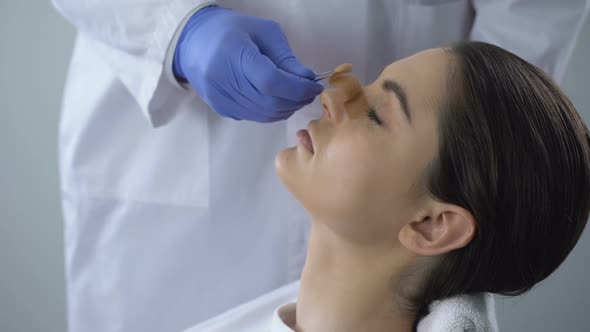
[275, 48, 450, 242]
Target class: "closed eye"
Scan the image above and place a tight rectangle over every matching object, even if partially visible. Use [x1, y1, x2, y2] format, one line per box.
[367, 106, 383, 126]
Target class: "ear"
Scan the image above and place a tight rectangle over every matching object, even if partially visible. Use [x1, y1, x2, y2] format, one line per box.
[398, 202, 476, 256]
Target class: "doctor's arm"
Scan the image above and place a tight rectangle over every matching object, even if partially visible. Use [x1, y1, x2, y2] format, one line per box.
[51, 0, 216, 126]
[470, 0, 589, 82]
[52, 1, 323, 127]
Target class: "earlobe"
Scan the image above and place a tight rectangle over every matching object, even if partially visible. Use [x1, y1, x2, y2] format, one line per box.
[399, 205, 476, 256]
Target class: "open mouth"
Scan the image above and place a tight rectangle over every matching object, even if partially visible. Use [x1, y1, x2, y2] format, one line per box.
[296, 129, 314, 154]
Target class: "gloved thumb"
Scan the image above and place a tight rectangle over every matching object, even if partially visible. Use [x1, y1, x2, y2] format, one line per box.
[254, 20, 316, 80]
[278, 57, 316, 80]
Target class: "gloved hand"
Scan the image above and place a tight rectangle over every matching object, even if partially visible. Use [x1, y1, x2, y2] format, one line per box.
[173, 5, 324, 123]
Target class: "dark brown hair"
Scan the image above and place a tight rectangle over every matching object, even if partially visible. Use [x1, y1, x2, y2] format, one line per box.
[410, 41, 590, 330]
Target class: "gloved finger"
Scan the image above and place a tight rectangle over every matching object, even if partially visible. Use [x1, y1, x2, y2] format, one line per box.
[206, 84, 260, 121]
[236, 82, 315, 120]
[242, 106, 290, 123]
[253, 92, 317, 113]
[273, 97, 315, 114]
[222, 77, 306, 117]
[246, 98, 310, 122]
[258, 106, 298, 122]
[241, 41, 324, 102]
[253, 20, 316, 80]
[215, 84, 292, 122]
[278, 57, 317, 81]
[244, 95, 306, 122]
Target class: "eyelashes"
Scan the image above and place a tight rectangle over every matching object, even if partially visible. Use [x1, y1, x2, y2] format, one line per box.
[367, 106, 383, 126]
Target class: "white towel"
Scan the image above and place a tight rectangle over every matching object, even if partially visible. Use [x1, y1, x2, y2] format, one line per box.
[417, 293, 499, 332]
[183, 282, 500, 332]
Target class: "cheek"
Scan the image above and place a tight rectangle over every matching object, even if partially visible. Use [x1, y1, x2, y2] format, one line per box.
[310, 135, 385, 216]
[322, 133, 373, 181]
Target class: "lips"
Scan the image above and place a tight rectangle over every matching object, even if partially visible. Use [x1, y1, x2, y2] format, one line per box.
[296, 128, 314, 154]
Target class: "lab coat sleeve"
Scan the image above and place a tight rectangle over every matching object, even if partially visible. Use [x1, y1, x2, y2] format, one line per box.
[51, 0, 217, 127]
[470, 0, 589, 83]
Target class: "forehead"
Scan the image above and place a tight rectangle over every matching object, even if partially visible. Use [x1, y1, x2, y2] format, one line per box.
[374, 48, 450, 114]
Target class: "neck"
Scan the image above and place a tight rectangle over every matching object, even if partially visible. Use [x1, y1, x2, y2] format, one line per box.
[295, 221, 416, 332]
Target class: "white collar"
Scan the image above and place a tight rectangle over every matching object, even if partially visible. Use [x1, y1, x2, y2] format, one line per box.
[271, 303, 297, 332]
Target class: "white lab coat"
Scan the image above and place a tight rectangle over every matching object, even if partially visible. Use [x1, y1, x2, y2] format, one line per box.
[52, 0, 588, 331]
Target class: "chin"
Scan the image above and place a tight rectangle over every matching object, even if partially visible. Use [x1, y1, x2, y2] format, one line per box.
[274, 146, 312, 205]
[275, 146, 296, 187]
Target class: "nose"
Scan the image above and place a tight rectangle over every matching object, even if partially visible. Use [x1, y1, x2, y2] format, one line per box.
[321, 79, 369, 123]
[321, 89, 347, 124]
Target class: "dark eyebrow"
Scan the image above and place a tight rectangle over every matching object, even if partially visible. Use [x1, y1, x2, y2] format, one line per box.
[382, 79, 411, 123]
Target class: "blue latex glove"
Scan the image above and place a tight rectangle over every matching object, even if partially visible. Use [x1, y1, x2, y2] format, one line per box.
[173, 5, 324, 122]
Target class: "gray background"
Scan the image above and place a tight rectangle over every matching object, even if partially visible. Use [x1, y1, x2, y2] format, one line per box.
[0, 2, 588, 332]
